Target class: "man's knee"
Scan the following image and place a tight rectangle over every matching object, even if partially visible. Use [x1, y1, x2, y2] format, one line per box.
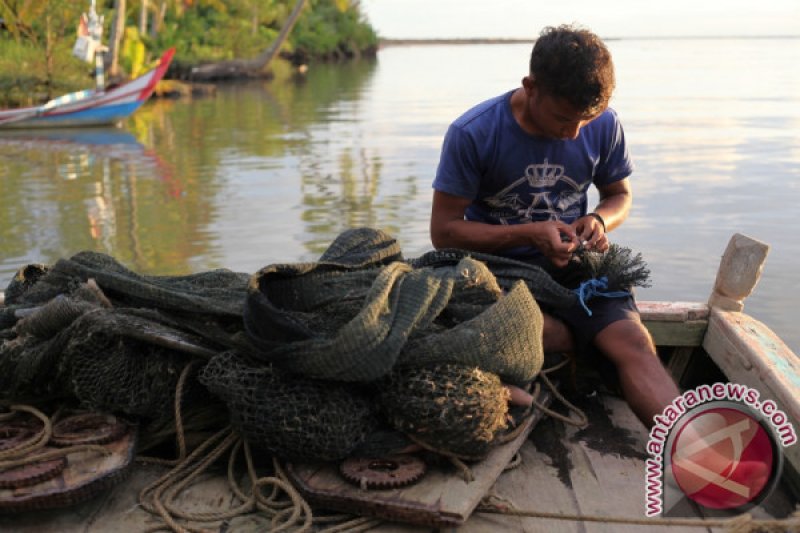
[595, 318, 657, 365]
[543, 313, 574, 353]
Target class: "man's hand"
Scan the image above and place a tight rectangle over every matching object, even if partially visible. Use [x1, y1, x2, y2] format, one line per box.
[528, 220, 578, 267]
[572, 214, 609, 252]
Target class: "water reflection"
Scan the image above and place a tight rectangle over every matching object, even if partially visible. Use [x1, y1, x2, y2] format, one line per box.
[2, 40, 798, 354]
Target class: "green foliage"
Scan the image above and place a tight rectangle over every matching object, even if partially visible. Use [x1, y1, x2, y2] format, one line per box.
[0, 38, 89, 106]
[148, 2, 281, 62]
[145, 0, 376, 63]
[122, 26, 147, 77]
[0, 0, 83, 44]
[291, 0, 378, 60]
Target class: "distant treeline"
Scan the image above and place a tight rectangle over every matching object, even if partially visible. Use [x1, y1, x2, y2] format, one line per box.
[0, 0, 379, 105]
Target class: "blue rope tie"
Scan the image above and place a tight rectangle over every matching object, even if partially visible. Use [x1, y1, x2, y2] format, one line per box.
[573, 276, 631, 316]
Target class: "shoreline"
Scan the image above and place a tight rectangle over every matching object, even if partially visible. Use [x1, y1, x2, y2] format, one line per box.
[379, 34, 800, 47]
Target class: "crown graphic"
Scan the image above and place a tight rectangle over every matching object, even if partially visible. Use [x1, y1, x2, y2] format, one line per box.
[525, 159, 565, 187]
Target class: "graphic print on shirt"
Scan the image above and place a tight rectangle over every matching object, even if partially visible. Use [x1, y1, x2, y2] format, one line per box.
[484, 158, 585, 224]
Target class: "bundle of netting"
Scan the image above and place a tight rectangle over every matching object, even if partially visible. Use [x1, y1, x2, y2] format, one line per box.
[244, 228, 545, 386]
[560, 243, 652, 291]
[0, 307, 200, 420]
[379, 363, 509, 460]
[0, 255, 242, 420]
[199, 350, 380, 463]
[59, 312, 200, 419]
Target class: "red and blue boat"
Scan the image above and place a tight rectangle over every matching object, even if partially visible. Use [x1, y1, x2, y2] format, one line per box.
[0, 48, 175, 129]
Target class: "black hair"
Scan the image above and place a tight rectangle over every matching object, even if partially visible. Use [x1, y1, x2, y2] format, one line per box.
[529, 24, 616, 114]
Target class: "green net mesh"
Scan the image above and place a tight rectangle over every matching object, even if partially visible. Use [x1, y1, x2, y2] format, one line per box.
[0, 253, 248, 421]
[244, 229, 546, 386]
[379, 363, 509, 459]
[0, 227, 648, 462]
[199, 350, 380, 462]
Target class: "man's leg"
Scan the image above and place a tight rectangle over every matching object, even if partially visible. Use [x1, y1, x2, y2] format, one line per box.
[594, 318, 680, 428]
[543, 313, 573, 353]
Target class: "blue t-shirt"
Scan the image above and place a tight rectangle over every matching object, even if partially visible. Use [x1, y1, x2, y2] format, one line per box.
[433, 89, 634, 259]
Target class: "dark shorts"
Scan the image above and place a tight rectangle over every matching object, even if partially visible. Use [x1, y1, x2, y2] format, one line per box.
[543, 294, 641, 357]
[524, 255, 642, 357]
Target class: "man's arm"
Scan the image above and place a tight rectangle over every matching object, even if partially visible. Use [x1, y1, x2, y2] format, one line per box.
[572, 178, 633, 251]
[430, 190, 578, 267]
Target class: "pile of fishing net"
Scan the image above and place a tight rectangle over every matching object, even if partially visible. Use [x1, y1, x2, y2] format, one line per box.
[0, 251, 248, 423]
[0, 227, 650, 463]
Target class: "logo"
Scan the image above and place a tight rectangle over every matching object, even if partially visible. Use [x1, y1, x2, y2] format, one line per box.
[669, 404, 778, 510]
[644, 383, 796, 516]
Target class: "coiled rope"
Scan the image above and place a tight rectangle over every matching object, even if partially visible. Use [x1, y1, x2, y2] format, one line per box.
[135, 363, 381, 533]
[0, 404, 111, 471]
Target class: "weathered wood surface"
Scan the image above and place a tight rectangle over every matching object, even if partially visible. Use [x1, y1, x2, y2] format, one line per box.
[438, 393, 794, 533]
[703, 308, 800, 481]
[639, 301, 710, 348]
[707, 233, 769, 312]
[287, 390, 550, 528]
[2, 391, 794, 532]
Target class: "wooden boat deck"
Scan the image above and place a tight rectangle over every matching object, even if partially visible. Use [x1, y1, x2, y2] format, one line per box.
[2, 385, 795, 532]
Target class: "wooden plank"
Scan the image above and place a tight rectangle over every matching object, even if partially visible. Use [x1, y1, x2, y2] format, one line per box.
[644, 320, 707, 347]
[702, 308, 800, 477]
[286, 391, 551, 528]
[639, 301, 709, 322]
[453, 394, 708, 532]
[638, 301, 709, 347]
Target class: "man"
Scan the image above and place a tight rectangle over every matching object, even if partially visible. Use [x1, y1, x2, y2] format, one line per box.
[430, 24, 678, 428]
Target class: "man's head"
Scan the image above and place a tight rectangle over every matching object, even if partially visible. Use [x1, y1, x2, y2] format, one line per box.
[528, 25, 615, 117]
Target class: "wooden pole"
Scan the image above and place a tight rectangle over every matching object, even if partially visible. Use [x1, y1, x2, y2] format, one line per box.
[707, 233, 769, 312]
[108, 0, 127, 77]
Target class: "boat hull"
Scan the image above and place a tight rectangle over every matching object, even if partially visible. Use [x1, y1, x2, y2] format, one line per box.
[0, 48, 175, 129]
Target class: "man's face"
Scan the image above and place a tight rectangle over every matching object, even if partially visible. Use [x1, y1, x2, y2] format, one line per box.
[522, 77, 602, 140]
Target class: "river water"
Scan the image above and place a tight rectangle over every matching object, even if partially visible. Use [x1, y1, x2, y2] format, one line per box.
[1, 38, 798, 353]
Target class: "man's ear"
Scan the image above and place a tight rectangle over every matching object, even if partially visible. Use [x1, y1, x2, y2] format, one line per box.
[522, 75, 536, 94]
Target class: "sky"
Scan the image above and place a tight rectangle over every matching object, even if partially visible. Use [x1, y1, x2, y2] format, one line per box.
[360, 0, 800, 40]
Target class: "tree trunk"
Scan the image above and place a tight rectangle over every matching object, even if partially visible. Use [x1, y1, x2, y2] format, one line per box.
[189, 0, 306, 81]
[139, 0, 148, 35]
[107, 0, 126, 77]
[152, 0, 167, 38]
[44, 11, 54, 97]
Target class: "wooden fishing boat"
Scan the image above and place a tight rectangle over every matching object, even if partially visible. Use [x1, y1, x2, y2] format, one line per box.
[0, 48, 174, 129]
[0, 233, 798, 532]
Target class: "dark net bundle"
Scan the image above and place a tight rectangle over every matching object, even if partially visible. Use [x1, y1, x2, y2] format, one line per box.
[245, 228, 545, 385]
[379, 363, 509, 459]
[0, 330, 73, 399]
[397, 277, 543, 387]
[0, 310, 197, 421]
[0, 255, 239, 420]
[410, 248, 579, 310]
[199, 350, 380, 463]
[58, 311, 199, 420]
[0, 280, 118, 399]
[4, 251, 250, 319]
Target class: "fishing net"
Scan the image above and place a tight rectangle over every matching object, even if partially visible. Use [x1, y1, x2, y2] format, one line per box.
[0, 226, 652, 464]
[244, 228, 546, 386]
[379, 363, 510, 459]
[0, 253, 249, 421]
[560, 243, 652, 291]
[199, 350, 380, 462]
